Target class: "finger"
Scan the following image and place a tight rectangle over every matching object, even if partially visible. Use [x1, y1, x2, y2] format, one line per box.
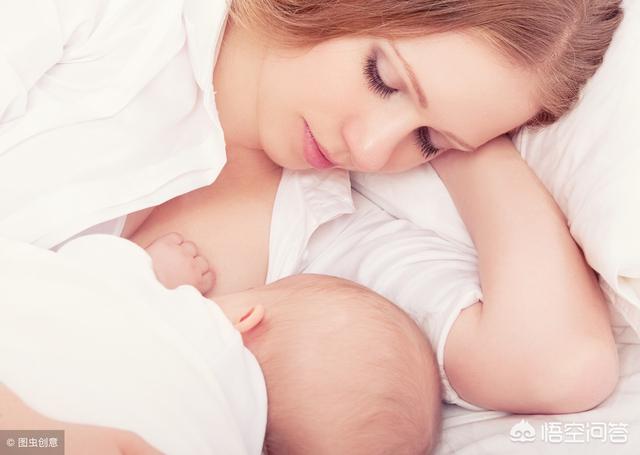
[194, 255, 210, 274]
[198, 271, 216, 295]
[160, 232, 183, 245]
[181, 241, 198, 257]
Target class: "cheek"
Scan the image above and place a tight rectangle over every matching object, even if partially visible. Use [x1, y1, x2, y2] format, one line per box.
[257, 54, 335, 132]
[256, 40, 371, 165]
[385, 129, 430, 169]
[298, 42, 369, 111]
[255, 60, 306, 158]
[381, 142, 429, 173]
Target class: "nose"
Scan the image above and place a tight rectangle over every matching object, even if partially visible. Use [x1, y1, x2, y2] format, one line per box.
[342, 107, 417, 172]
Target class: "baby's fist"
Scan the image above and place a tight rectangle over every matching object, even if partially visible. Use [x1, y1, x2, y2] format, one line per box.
[145, 232, 215, 295]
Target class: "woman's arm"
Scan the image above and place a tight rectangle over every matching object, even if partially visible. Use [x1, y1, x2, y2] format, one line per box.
[431, 136, 618, 413]
[0, 384, 161, 455]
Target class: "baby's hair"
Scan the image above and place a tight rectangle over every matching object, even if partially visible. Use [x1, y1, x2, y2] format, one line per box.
[245, 275, 442, 455]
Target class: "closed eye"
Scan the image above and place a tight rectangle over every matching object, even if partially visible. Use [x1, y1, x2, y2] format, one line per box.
[364, 52, 442, 159]
[364, 53, 398, 99]
[415, 127, 442, 159]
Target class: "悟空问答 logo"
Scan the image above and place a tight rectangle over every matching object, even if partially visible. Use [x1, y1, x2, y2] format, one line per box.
[510, 419, 537, 442]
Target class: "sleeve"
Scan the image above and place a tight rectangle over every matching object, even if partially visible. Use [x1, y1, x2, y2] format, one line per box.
[302, 192, 485, 410]
[0, 1, 65, 122]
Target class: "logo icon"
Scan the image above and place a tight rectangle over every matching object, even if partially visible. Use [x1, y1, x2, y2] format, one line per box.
[510, 419, 537, 442]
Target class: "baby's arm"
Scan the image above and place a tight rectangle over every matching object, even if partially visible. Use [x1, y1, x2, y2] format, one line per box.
[431, 136, 618, 413]
[144, 232, 215, 295]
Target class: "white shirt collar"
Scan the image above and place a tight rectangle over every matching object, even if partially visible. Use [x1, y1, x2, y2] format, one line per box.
[267, 168, 355, 282]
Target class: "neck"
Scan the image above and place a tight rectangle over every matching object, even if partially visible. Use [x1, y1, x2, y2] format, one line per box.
[213, 19, 265, 154]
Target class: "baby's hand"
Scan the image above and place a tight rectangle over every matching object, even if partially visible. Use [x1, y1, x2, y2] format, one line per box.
[145, 232, 215, 295]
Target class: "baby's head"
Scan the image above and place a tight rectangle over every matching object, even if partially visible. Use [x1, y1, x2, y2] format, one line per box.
[217, 274, 442, 454]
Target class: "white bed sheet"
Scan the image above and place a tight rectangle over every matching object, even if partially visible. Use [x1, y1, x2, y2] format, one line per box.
[435, 310, 640, 454]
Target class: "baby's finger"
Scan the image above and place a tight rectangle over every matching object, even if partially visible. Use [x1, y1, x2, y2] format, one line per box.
[181, 241, 198, 257]
[194, 255, 210, 274]
[161, 232, 183, 245]
[198, 271, 216, 295]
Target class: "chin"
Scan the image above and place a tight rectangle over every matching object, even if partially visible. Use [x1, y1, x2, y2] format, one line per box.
[263, 151, 307, 171]
[284, 162, 313, 171]
[281, 155, 309, 171]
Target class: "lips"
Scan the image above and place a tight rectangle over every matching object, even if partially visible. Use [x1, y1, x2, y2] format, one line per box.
[303, 120, 334, 170]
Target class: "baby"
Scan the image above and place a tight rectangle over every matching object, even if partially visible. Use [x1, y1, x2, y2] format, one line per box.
[0, 233, 441, 454]
[145, 232, 443, 454]
[220, 274, 442, 454]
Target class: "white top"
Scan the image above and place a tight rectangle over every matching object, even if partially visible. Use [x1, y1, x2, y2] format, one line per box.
[269, 169, 484, 410]
[0, 0, 482, 411]
[0, 234, 267, 455]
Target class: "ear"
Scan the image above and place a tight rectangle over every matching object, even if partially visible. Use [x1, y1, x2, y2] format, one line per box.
[233, 305, 265, 334]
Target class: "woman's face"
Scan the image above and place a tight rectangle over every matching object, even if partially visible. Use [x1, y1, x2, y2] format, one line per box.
[255, 31, 541, 173]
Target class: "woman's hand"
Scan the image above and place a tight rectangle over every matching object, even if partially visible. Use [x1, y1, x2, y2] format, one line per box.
[0, 384, 162, 455]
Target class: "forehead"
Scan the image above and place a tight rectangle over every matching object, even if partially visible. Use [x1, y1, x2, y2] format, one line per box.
[392, 32, 540, 147]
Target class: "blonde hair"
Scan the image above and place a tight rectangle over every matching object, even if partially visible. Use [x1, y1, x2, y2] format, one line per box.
[230, 0, 623, 127]
[244, 275, 442, 455]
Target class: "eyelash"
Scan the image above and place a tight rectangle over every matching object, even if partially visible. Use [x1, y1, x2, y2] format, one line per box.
[364, 54, 397, 99]
[363, 53, 441, 159]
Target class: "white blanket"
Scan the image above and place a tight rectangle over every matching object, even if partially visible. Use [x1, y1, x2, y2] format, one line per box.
[0, 235, 266, 455]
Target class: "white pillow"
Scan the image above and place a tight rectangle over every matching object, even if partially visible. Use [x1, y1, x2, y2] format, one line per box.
[353, 0, 640, 335]
[513, 0, 640, 333]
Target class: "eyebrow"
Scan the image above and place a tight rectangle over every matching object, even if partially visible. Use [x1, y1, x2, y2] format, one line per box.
[389, 42, 476, 152]
[390, 42, 428, 109]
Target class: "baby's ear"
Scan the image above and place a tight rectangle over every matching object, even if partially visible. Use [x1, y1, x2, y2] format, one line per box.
[234, 305, 265, 334]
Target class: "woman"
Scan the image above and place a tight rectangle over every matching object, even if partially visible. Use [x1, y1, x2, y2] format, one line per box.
[128, 0, 623, 412]
[0, 0, 623, 452]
